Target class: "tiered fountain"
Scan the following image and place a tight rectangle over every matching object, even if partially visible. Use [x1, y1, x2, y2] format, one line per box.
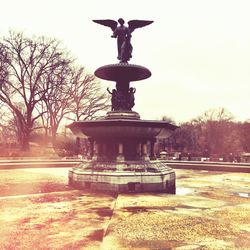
[68, 18, 178, 193]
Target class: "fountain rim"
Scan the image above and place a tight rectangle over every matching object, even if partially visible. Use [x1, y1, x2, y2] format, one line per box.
[68, 119, 178, 130]
[94, 63, 152, 82]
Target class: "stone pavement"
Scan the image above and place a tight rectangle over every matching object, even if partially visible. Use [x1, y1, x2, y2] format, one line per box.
[101, 170, 250, 249]
[0, 168, 249, 249]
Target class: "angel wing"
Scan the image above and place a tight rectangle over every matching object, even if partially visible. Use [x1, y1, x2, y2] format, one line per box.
[92, 19, 118, 32]
[128, 20, 154, 33]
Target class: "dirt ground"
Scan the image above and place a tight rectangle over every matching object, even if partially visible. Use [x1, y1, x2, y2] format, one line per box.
[0, 168, 249, 250]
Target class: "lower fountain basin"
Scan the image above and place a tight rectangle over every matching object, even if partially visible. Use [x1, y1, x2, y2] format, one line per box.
[68, 113, 178, 193]
[68, 119, 177, 139]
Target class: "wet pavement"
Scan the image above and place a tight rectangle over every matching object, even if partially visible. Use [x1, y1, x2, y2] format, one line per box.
[0, 168, 249, 249]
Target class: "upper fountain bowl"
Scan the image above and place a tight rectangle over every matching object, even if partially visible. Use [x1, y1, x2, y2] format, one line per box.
[95, 63, 151, 82]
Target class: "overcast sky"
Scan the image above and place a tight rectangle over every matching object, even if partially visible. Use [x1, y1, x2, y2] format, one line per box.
[1, 0, 250, 123]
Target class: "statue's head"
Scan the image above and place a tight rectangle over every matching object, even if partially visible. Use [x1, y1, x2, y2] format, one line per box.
[118, 18, 125, 25]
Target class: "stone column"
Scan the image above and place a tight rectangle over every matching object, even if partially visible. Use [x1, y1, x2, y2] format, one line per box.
[141, 140, 150, 161]
[149, 139, 157, 160]
[93, 141, 102, 161]
[116, 143, 125, 162]
[140, 143, 144, 157]
[92, 140, 98, 161]
[102, 143, 107, 161]
[88, 139, 94, 160]
[136, 143, 141, 160]
[96, 142, 105, 161]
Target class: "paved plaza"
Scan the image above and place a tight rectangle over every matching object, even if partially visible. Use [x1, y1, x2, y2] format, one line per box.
[0, 167, 249, 249]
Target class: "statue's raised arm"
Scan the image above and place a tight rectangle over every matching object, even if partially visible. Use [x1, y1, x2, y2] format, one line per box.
[93, 18, 153, 63]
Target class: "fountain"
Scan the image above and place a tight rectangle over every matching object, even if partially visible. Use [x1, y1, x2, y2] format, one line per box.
[68, 18, 178, 193]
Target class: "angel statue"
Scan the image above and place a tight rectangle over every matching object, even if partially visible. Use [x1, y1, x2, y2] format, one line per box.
[93, 18, 153, 63]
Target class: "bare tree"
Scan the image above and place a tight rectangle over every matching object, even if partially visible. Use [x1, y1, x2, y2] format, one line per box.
[0, 31, 72, 150]
[67, 67, 110, 122]
[0, 102, 16, 143]
[35, 65, 110, 152]
[65, 67, 110, 153]
[194, 107, 234, 123]
[238, 122, 250, 152]
[38, 64, 73, 145]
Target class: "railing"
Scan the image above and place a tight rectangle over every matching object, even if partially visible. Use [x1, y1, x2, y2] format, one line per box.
[0, 158, 249, 173]
[0, 159, 82, 169]
[161, 160, 250, 173]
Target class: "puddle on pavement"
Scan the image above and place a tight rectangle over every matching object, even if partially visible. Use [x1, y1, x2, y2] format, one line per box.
[234, 192, 250, 198]
[176, 187, 193, 195]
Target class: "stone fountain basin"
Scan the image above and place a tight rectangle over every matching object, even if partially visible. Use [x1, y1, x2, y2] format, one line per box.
[68, 119, 177, 139]
[95, 63, 151, 82]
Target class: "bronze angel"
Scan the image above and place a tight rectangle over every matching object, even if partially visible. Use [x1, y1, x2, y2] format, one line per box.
[93, 18, 153, 63]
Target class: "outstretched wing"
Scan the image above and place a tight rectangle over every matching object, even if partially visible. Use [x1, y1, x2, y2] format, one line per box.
[128, 20, 153, 33]
[92, 19, 118, 32]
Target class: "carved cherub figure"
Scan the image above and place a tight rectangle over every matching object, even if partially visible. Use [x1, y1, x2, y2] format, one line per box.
[93, 18, 153, 63]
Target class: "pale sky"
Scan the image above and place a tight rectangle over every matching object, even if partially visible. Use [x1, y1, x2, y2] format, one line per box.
[1, 0, 250, 123]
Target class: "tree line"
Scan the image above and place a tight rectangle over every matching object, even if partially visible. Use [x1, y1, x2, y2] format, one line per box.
[160, 108, 250, 160]
[0, 31, 110, 152]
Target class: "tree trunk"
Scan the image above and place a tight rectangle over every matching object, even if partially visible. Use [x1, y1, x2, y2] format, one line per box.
[51, 127, 58, 146]
[20, 132, 30, 151]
